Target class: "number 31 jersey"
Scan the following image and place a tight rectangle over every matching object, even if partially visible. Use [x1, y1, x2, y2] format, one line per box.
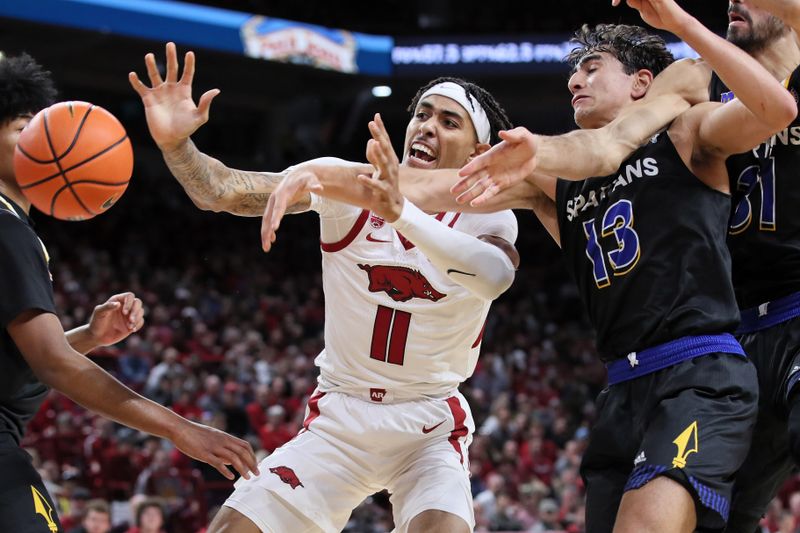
[310, 194, 518, 400]
[710, 66, 800, 309]
[555, 131, 739, 361]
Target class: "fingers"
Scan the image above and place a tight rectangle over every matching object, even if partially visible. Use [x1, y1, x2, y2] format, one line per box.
[181, 51, 195, 86]
[458, 156, 486, 179]
[451, 168, 489, 195]
[165, 42, 179, 84]
[226, 438, 259, 479]
[197, 89, 220, 121]
[455, 176, 491, 205]
[210, 454, 235, 481]
[219, 448, 250, 481]
[121, 292, 134, 314]
[128, 298, 145, 331]
[128, 72, 149, 96]
[470, 182, 501, 207]
[357, 173, 387, 193]
[261, 193, 284, 252]
[144, 52, 164, 87]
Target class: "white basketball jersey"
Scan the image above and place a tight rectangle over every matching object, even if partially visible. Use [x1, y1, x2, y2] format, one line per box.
[310, 194, 518, 401]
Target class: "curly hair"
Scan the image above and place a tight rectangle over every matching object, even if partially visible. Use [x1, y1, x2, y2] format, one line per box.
[566, 24, 675, 77]
[0, 52, 57, 124]
[407, 77, 513, 145]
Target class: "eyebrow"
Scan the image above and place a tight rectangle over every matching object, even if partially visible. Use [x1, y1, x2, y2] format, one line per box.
[574, 53, 603, 72]
[418, 100, 466, 123]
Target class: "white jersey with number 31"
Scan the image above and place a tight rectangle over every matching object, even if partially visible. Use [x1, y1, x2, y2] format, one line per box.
[309, 194, 518, 401]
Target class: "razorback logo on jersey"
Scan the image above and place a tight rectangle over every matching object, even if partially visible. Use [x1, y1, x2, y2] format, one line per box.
[270, 466, 304, 489]
[358, 264, 446, 302]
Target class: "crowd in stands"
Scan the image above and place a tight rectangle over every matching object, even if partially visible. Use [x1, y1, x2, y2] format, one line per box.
[23, 149, 800, 533]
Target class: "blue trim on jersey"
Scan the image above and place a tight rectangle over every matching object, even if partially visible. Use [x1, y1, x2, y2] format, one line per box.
[737, 289, 800, 335]
[688, 475, 730, 522]
[605, 334, 745, 386]
[624, 464, 668, 491]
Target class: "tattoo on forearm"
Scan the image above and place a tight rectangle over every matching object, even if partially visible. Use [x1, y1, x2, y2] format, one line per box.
[162, 139, 226, 201]
[162, 139, 288, 213]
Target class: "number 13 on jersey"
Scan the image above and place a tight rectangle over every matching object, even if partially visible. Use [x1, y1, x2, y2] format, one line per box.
[582, 199, 641, 288]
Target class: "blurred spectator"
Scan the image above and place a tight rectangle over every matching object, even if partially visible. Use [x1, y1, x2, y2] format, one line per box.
[531, 498, 563, 532]
[125, 498, 166, 533]
[258, 405, 293, 454]
[67, 498, 112, 533]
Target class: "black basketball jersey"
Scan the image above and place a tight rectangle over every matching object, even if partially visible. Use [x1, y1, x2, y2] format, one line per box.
[0, 194, 55, 445]
[556, 132, 739, 361]
[710, 67, 800, 309]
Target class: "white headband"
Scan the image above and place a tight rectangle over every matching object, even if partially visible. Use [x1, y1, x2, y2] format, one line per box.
[419, 82, 491, 144]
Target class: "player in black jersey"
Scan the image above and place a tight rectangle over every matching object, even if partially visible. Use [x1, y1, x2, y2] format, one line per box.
[453, 1, 800, 531]
[0, 54, 258, 533]
[708, 3, 800, 531]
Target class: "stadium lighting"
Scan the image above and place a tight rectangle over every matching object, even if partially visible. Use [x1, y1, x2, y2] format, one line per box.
[371, 85, 392, 98]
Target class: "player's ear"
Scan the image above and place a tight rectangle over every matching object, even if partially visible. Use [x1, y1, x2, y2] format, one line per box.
[467, 142, 491, 161]
[631, 68, 654, 100]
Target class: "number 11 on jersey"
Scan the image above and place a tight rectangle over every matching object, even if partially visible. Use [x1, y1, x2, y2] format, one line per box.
[370, 305, 411, 365]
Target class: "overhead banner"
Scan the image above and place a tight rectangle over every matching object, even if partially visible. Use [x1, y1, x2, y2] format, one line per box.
[392, 35, 698, 76]
[240, 17, 392, 75]
[0, 0, 393, 75]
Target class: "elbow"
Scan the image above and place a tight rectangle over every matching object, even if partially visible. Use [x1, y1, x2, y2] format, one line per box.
[476, 267, 516, 301]
[191, 195, 229, 213]
[767, 93, 798, 132]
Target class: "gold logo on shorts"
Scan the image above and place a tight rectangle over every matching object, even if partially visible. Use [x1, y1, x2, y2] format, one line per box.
[31, 486, 58, 532]
[672, 421, 699, 468]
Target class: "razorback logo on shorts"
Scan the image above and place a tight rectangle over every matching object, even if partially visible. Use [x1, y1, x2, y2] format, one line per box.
[269, 466, 304, 489]
[358, 264, 446, 302]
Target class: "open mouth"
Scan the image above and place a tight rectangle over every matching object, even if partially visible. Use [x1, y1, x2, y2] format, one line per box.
[408, 142, 437, 166]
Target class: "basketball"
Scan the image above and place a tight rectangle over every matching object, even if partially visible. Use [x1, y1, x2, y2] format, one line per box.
[13, 101, 133, 221]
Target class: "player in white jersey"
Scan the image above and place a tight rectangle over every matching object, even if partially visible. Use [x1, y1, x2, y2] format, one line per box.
[130, 42, 519, 533]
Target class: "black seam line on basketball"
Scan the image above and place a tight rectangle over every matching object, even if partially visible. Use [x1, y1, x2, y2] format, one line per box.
[20, 135, 129, 190]
[64, 179, 130, 186]
[18, 105, 94, 164]
[446, 269, 477, 277]
[43, 108, 95, 217]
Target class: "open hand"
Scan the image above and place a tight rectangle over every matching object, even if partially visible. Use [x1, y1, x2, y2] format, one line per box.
[358, 113, 405, 222]
[128, 42, 220, 152]
[452, 127, 539, 206]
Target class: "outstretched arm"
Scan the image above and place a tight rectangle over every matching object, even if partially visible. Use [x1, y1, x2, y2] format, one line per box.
[9, 310, 258, 481]
[259, 131, 544, 250]
[130, 42, 303, 216]
[621, 0, 796, 130]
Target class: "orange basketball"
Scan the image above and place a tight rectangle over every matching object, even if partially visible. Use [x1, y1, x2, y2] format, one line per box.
[13, 101, 133, 221]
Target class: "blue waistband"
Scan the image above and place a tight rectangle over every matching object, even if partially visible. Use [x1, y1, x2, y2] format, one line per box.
[605, 333, 745, 386]
[737, 290, 800, 335]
